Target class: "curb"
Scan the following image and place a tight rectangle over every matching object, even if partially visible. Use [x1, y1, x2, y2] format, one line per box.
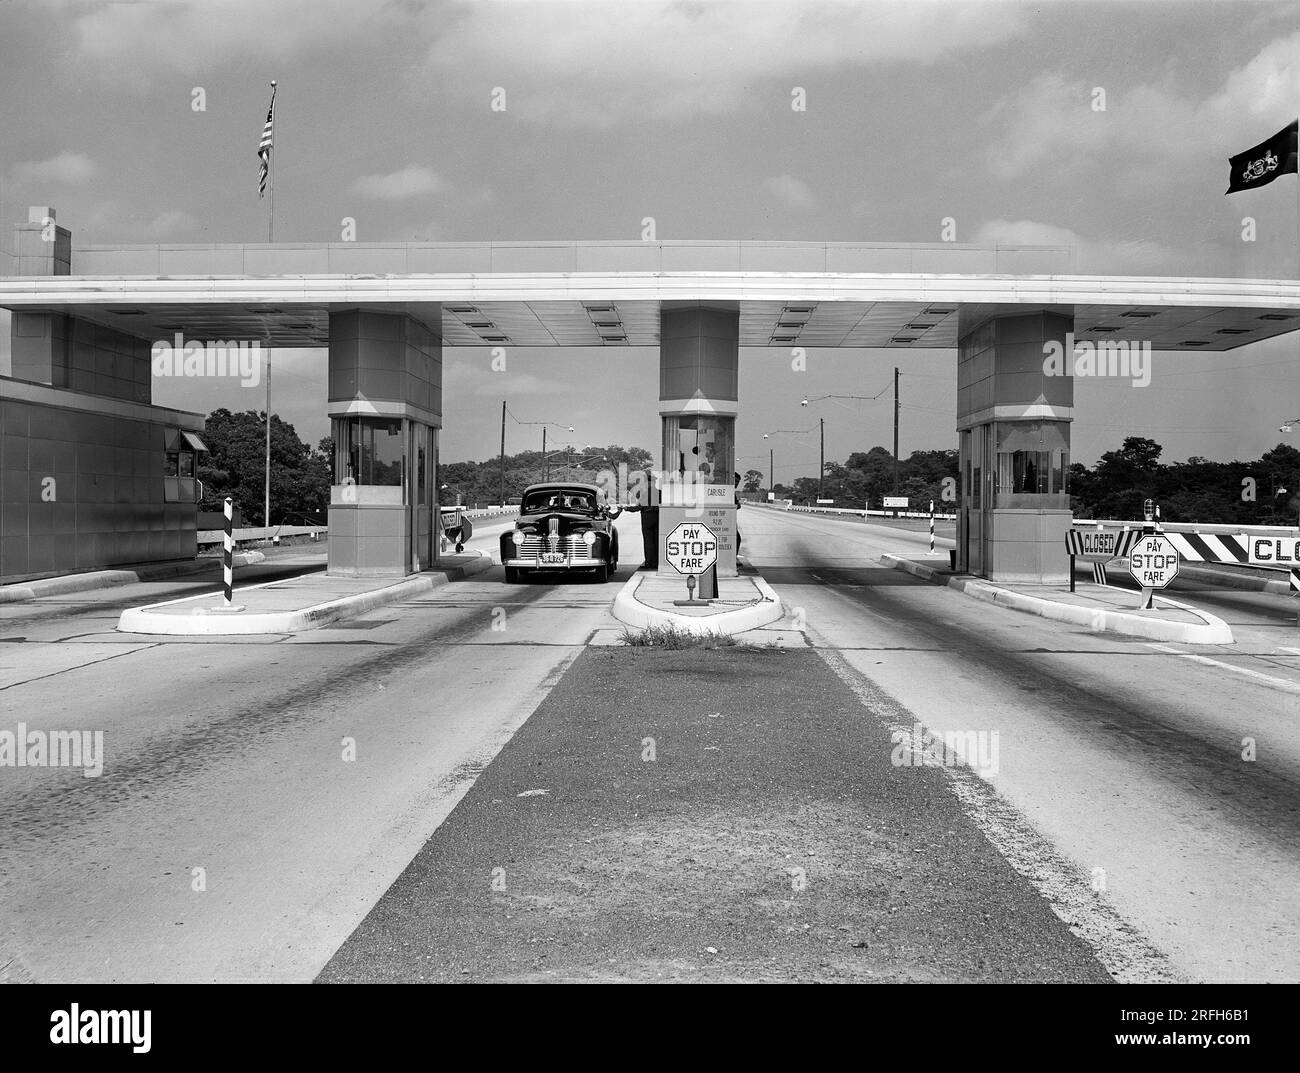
[116, 552, 493, 636]
[0, 552, 268, 604]
[1175, 561, 1294, 596]
[611, 571, 785, 636]
[882, 555, 1233, 645]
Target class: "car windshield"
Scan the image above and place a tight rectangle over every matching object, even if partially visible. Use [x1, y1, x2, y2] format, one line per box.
[523, 489, 596, 514]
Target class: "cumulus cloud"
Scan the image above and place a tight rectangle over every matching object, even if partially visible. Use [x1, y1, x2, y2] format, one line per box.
[52, 0, 1028, 121]
[141, 210, 203, 238]
[981, 30, 1300, 179]
[351, 165, 446, 201]
[761, 174, 816, 210]
[973, 218, 1181, 275]
[419, 1, 1028, 127]
[62, 0, 412, 71]
[11, 152, 98, 185]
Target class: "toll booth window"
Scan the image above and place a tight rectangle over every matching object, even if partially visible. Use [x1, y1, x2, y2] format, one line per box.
[993, 421, 1070, 503]
[332, 416, 404, 486]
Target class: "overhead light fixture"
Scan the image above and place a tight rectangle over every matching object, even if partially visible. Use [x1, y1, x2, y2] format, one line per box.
[1259, 313, 1296, 321]
[1121, 310, 1157, 318]
[448, 306, 478, 314]
[1215, 328, 1249, 335]
[1180, 340, 1209, 346]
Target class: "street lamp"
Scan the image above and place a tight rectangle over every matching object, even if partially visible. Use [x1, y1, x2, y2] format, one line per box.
[500, 402, 575, 495]
[764, 427, 816, 503]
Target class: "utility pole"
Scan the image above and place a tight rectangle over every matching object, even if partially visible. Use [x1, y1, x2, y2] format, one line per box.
[769, 446, 774, 496]
[893, 366, 900, 495]
[499, 400, 507, 507]
[819, 417, 825, 502]
[543, 425, 548, 482]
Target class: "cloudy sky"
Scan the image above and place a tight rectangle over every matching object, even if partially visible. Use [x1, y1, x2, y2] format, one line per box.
[2, 0, 1299, 476]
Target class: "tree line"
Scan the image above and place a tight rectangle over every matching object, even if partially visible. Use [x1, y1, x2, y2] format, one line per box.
[195, 411, 1300, 528]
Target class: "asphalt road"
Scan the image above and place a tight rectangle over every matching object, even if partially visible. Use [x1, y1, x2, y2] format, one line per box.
[2, 508, 1295, 983]
[0, 518, 634, 982]
[319, 646, 1111, 983]
[740, 505, 1300, 983]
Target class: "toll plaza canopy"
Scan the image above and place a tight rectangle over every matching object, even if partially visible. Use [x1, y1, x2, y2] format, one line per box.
[3, 224, 1300, 584]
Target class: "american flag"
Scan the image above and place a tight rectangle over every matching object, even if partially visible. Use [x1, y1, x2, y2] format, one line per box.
[258, 82, 276, 198]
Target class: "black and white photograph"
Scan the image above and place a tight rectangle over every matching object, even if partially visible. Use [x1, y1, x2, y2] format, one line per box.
[0, 0, 1295, 1053]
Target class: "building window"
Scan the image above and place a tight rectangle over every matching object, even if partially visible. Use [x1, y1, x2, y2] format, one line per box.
[994, 421, 1070, 504]
[332, 416, 404, 486]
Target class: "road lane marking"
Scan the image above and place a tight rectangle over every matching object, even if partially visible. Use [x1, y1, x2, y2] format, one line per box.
[1145, 643, 1300, 695]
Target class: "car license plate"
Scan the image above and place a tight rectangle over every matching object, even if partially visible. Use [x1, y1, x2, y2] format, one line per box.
[541, 553, 565, 564]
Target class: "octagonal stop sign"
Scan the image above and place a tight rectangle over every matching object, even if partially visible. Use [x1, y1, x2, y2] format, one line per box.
[1128, 534, 1179, 588]
[665, 521, 718, 575]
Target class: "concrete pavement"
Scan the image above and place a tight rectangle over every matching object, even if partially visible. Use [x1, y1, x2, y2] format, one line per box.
[883, 554, 1234, 644]
[0, 550, 267, 603]
[117, 551, 493, 635]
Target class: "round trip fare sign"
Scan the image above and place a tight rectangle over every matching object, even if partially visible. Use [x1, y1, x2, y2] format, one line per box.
[665, 521, 718, 575]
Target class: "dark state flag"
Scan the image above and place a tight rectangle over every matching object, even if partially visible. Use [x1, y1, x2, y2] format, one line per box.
[1226, 119, 1298, 193]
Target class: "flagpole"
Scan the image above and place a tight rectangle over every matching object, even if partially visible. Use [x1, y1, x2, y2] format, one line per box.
[264, 351, 271, 529]
[268, 80, 276, 244]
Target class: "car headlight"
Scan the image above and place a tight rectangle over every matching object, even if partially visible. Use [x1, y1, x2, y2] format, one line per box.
[512, 530, 525, 546]
[583, 530, 596, 546]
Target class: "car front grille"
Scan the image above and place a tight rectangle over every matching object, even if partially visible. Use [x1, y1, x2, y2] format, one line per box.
[517, 534, 592, 558]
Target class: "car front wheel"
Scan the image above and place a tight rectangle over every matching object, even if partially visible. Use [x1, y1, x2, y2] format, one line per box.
[505, 566, 524, 584]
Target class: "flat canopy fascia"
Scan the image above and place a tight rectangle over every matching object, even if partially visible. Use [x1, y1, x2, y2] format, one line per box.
[2, 272, 1298, 350]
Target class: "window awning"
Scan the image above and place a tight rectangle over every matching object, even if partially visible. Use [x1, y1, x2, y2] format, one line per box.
[180, 431, 209, 453]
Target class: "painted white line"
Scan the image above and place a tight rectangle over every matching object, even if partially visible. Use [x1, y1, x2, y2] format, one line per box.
[1145, 643, 1300, 696]
[814, 640, 1182, 983]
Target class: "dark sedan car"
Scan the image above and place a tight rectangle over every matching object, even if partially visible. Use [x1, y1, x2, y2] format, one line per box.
[500, 482, 620, 583]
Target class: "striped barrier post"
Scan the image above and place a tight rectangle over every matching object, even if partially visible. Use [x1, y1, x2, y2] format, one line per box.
[223, 497, 234, 607]
[929, 500, 935, 554]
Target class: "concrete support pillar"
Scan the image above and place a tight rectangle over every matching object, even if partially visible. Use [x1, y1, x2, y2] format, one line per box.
[956, 309, 1074, 583]
[327, 308, 442, 576]
[657, 301, 740, 579]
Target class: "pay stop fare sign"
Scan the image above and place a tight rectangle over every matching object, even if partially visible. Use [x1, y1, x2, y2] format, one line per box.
[1128, 534, 1179, 588]
[665, 521, 718, 575]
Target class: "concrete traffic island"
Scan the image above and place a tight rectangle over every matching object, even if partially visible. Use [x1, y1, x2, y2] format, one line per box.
[612, 567, 784, 636]
[117, 552, 493, 636]
[882, 555, 1233, 645]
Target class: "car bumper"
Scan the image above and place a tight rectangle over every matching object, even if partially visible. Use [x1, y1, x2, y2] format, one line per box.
[503, 556, 606, 569]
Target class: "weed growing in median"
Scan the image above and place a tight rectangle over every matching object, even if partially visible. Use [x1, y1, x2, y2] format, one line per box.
[618, 624, 738, 649]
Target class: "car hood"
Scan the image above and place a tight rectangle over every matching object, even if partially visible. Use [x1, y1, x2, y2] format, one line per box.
[516, 510, 605, 529]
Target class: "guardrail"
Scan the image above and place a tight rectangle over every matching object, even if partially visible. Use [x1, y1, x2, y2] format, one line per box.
[757, 502, 958, 521]
[198, 506, 519, 547]
[197, 524, 326, 546]
[1082, 518, 1299, 538]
